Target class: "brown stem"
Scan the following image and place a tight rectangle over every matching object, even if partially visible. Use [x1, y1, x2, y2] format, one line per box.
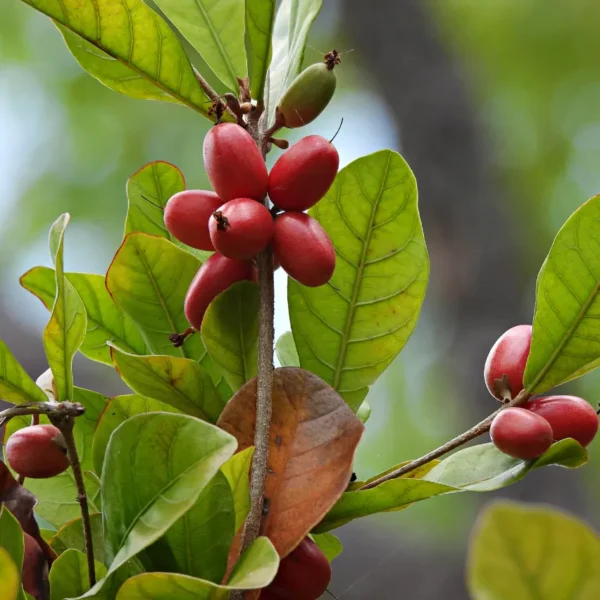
[0, 401, 85, 429]
[359, 388, 532, 490]
[49, 413, 96, 587]
[230, 105, 274, 600]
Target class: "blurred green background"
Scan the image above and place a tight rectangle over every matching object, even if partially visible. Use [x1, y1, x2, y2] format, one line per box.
[1, 0, 599, 597]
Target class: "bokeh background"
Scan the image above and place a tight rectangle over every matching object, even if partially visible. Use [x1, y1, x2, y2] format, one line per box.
[2, 0, 600, 597]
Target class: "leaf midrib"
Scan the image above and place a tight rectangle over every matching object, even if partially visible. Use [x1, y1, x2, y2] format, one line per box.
[332, 153, 392, 389]
[52, 15, 208, 116]
[191, 0, 239, 88]
[527, 275, 600, 393]
[132, 236, 186, 359]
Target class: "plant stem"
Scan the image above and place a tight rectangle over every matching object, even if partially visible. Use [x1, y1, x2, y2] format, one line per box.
[240, 247, 275, 553]
[0, 401, 85, 429]
[230, 105, 275, 600]
[359, 388, 532, 490]
[49, 413, 96, 587]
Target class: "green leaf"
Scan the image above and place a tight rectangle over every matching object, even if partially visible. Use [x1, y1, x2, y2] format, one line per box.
[106, 234, 227, 397]
[49, 513, 105, 566]
[311, 533, 343, 563]
[0, 340, 48, 405]
[125, 162, 184, 238]
[152, 0, 247, 91]
[425, 439, 588, 492]
[0, 547, 20, 600]
[19, 0, 213, 116]
[95, 413, 236, 593]
[115, 537, 278, 599]
[143, 471, 234, 583]
[123, 162, 211, 262]
[467, 501, 600, 600]
[201, 281, 259, 391]
[93, 395, 180, 475]
[69, 561, 145, 600]
[0, 507, 25, 600]
[109, 347, 224, 422]
[246, 0, 275, 100]
[356, 400, 371, 424]
[316, 440, 587, 532]
[266, 0, 323, 125]
[289, 151, 429, 410]
[49, 549, 108, 600]
[21, 267, 149, 365]
[524, 195, 600, 392]
[220, 446, 254, 532]
[6, 387, 107, 528]
[43, 214, 87, 401]
[275, 331, 299, 367]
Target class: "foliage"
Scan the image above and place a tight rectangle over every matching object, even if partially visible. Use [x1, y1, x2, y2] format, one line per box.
[1, 0, 600, 597]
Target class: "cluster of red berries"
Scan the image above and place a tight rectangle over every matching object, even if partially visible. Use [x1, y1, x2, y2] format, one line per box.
[163, 122, 339, 332]
[484, 325, 599, 459]
[260, 536, 331, 600]
[5, 424, 70, 479]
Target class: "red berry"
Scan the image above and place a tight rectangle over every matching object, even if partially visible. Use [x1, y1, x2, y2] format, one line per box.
[526, 395, 599, 447]
[260, 537, 331, 600]
[484, 325, 532, 400]
[203, 123, 268, 202]
[490, 407, 553, 459]
[22, 533, 47, 598]
[184, 253, 257, 330]
[268, 136, 339, 211]
[272, 213, 335, 287]
[209, 198, 274, 260]
[5, 425, 69, 479]
[164, 190, 222, 251]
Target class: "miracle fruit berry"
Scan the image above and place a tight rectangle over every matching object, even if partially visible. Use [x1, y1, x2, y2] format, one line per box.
[269, 135, 339, 212]
[209, 198, 274, 260]
[272, 212, 335, 287]
[203, 123, 268, 202]
[490, 407, 553, 460]
[484, 324, 532, 401]
[164, 190, 223, 251]
[260, 537, 332, 600]
[278, 62, 337, 129]
[6, 424, 69, 479]
[184, 253, 257, 330]
[22, 533, 48, 599]
[526, 396, 599, 447]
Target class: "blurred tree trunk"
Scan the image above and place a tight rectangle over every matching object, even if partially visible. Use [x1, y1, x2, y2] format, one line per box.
[336, 0, 590, 597]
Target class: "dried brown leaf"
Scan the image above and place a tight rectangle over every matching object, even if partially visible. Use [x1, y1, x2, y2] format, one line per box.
[217, 367, 364, 558]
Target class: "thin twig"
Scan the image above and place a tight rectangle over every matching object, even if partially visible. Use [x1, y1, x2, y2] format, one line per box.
[49, 413, 96, 587]
[0, 401, 85, 429]
[359, 388, 532, 490]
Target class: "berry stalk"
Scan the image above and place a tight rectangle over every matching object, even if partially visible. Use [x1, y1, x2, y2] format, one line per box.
[359, 387, 533, 491]
[49, 412, 96, 587]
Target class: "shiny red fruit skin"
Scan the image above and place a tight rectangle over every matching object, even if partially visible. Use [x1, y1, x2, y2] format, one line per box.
[209, 198, 274, 260]
[184, 253, 257, 330]
[272, 213, 335, 287]
[6, 425, 69, 479]
[526, 396, 599, 447]
[490, 407, 553, 460]
[22, 533, 48, 598]
[268, 136, 339, 212]
[484, 325, 532, 400]
[260, 537, 331, 600]
[164, 190, 223, 250]
[203, 123, 268, 202]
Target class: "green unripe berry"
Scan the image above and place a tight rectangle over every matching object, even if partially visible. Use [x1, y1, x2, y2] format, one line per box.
[278, 62, 337, 129]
